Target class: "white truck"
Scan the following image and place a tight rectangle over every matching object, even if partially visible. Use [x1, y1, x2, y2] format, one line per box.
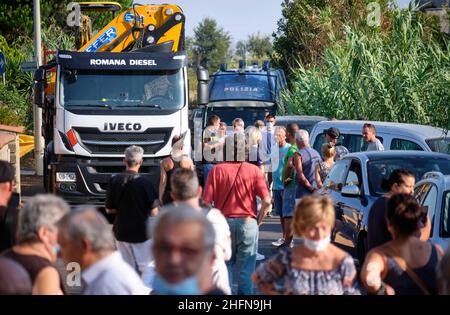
[33, 2, 190, 205]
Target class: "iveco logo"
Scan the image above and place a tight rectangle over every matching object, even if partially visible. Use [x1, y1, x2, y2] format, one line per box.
[103, 123, 142, 131]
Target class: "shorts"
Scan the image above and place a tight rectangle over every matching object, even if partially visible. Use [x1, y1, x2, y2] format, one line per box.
[282, 185, 296, 217]
[273, 190, 284, 217]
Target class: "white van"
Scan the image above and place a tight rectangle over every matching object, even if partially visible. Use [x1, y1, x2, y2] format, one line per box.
[310, 120, 449, 155]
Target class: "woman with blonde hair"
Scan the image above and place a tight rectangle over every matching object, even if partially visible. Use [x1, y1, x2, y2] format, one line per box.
[246, 126, 263, 169]
[315, 143, 336, 189]
[253, 195, 359, 295]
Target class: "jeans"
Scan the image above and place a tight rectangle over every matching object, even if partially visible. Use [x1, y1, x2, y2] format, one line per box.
[115, 239, 155, 290]
[226, 217, 258, 295]
[203, 163, 215, 185]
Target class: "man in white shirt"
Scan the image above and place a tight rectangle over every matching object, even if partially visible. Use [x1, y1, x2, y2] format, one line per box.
[57, 207, 149, 295]
[169, 168, 232, 295]
[362, 123, 385, 151]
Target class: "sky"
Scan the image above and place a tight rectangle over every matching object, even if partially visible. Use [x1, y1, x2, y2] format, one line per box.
[138, 0, 413, 44]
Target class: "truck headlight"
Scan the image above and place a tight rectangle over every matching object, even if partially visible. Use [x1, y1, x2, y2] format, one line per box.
[56, 172, 76, 182]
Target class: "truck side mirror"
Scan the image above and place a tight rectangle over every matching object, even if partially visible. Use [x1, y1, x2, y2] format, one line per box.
[197, 66, 209, 106]
[33, 68, 46, 108]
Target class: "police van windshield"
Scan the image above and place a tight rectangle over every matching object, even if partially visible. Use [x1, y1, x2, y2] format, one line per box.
[60, 69, 184, 109]
[209, 74, 276, 102]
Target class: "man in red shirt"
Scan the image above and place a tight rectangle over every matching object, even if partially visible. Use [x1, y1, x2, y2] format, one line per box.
[203, 134, 271, 295]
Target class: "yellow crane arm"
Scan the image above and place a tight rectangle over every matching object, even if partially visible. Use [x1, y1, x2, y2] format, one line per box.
[78, 3, 185, 53]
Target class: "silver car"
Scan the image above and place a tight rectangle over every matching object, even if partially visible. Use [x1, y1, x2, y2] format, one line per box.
[318, 151, 450, 264]
[415, 172, 450, 251]
[310, 120, 449, 155]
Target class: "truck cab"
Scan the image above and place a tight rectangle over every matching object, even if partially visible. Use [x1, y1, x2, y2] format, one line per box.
[33, 3, 190, 205]
[198, 62, 287, 131]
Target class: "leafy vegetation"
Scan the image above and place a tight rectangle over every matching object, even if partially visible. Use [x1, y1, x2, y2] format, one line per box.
[283, 4, 449, 130]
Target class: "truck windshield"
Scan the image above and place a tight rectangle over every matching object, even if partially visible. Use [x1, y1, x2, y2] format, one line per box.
[209, 74, 276, 102]
[205, 107, 272, 129]
[60, 69, 184, 109]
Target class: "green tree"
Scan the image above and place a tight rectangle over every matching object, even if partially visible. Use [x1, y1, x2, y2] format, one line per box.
[247, 33, 273, 59]
[192, 17, 231, 72]
[272, 0, 388, 77]
[235, 40, 248, 60]
[0, 0, 133, 42]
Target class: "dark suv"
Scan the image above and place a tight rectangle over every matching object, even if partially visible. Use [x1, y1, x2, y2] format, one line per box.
[317, 151, 450, 264]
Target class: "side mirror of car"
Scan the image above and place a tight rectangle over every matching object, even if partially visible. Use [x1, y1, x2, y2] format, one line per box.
[341, 185, 361, 197]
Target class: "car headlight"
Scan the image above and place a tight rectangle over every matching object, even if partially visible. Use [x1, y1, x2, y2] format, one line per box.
[56, 172, 76, 182]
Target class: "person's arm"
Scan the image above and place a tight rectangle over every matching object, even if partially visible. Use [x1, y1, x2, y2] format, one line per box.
[360, 250, 393, 295]
[293, 153, 315, 192]
[202, 168, 215, 208]
[419, 214, 432, 241]
[105, 177, 117, 214]
[283, 156, 294, 185]
[33, 267, 64, 295]
[315, 164, 323, 189]
[252, 257, 285, 295]
[257, 196, 272, 226]
[158, 160, 168, 203]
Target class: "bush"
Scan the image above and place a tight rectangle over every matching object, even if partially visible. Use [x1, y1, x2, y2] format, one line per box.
[0, 84, 32, 130]
[284, 6, 450, 131]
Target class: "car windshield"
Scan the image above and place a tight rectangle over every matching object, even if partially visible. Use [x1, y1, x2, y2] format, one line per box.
[426, 137, 450, 154]
[209, 74, 276, 102]
[443, 191, 450, 237]
[368, 156, 450, 196]
[60, 69, 184, 109]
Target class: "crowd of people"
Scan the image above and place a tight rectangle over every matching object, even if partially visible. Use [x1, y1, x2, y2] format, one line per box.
[0, 114, 449, 295]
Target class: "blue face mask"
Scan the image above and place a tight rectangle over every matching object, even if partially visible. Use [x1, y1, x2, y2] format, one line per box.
[152, 273, 201, 295]
[52, 244, 61, 256]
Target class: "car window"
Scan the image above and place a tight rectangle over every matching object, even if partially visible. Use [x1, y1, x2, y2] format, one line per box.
[421, 184, 438, 226]
[442, 191, 450, 237]
[415, 183, 432, 205]
[323, 159, 350, 192]
[313, 132, 383, 157]
[368, 157, 450, 196]
[390, 138, 424, 151]
[344, 160, 363, 192]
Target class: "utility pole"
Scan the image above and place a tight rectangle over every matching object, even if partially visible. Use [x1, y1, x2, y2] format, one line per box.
[33, 0, 44, 176]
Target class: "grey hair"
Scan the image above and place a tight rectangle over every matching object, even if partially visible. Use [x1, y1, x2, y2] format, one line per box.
[16, 194, 70, 244]
[150, 204, 215, 253]
[295, 129, 310, 145]
[57, 206, 114, 252]
[124, 145, 144, 167]
[170, 168, 199, 201]
[232, 118, 245, 129]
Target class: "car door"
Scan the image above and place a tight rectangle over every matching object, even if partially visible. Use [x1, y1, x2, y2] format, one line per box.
[337, 159, 366, 248]
[320, 159, 351, 245]
[415, 182, 439, 239]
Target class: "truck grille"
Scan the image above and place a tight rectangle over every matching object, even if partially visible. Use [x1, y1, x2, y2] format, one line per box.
[73, 127, 173, 154]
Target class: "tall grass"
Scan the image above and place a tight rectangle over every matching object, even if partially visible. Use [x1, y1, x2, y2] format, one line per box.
[284, 6, 450, 131]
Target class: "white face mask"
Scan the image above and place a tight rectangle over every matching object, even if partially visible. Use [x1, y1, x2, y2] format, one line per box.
[266, 122, 274, 129]
[303, 236, 331, 252]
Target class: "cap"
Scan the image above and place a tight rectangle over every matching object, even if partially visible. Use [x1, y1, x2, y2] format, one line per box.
[0, 160, 14, 183]
[326, 127, 340, 139]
